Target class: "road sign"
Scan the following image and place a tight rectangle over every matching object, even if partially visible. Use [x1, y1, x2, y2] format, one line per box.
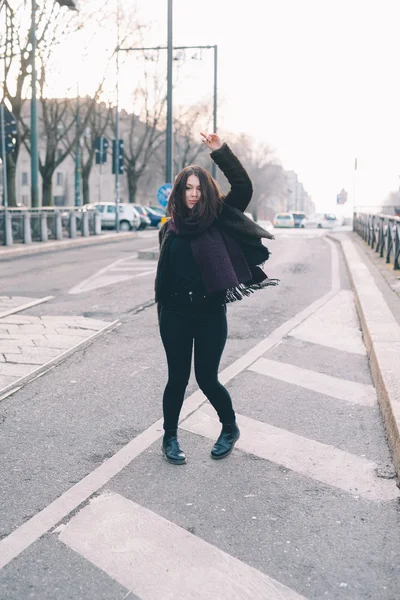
[157, 183, 173, 207]
[336, 189, 348, 205]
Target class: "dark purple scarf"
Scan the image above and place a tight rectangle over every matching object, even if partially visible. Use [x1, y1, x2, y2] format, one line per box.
[168, 219, 252, 294]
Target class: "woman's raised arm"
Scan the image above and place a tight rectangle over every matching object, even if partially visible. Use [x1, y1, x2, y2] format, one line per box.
[201, 133, 253, 212]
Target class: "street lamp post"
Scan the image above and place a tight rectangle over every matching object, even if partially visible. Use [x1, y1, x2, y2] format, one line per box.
[30, 0, 39, 208]
[166, 0, 173, 184]
[114, 0, 120, 232]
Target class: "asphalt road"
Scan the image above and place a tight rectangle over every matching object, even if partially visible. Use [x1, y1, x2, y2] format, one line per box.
[0, 228, 399, 600]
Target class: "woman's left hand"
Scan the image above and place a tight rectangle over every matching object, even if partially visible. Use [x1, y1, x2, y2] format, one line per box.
[200, 132, 223, 152]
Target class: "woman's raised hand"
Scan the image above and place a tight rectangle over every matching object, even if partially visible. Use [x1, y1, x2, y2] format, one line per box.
[200, 132, 223, 152]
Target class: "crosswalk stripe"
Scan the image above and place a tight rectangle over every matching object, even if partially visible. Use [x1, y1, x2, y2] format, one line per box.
[58, 491, 308, 600]
[289, 290, 366, 355]
[181, 404, 398, 502]
[249, 357, 376, 407]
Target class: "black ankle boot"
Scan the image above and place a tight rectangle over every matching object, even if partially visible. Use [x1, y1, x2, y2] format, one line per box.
[211, 421, 240, 460]
[162, 430, 187, 465]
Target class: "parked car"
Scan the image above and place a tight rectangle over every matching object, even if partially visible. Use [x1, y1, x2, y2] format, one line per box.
[149, 205, 167, 216]
[300, 213, 337, 229]
[88, 202, 141, 231]
[291, 211, 307, 228]
[273, 212, 295, 228]
[143, 206, 163, 228]
[133, 204, 152, 229]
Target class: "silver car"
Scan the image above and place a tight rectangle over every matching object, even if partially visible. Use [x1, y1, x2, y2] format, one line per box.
[88, 202, 141, 231]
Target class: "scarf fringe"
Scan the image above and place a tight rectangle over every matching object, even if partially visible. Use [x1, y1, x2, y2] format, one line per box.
[223, 278, 280, 304]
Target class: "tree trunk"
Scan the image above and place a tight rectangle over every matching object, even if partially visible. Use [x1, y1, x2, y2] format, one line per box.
[5, 155, 17, 207]
[42, 177, 53, 207]
[127, 167, 138, 204]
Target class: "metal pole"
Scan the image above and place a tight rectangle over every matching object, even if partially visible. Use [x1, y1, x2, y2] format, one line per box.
[74, 85, 81, 206]
[30, 0, 39, 208]
[166, 0, 173, 183]
[99, 136, 103, 203]
[212, 44, 218, 179]
[0, 103, 8, 207]
[115, 0, 120, 232]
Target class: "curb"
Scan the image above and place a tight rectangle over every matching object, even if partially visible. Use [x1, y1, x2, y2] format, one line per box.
[0, 231, 141, 260]
[0, 296, 54, 319]
[328, 233, 400, 487]
[0, 319, 120, 401]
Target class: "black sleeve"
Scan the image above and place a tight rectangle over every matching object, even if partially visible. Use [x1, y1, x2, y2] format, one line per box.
[210, 143, 253, 212]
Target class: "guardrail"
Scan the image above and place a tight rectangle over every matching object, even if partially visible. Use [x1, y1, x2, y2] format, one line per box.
[354, 212, 400, 270]
[0, 207, 102, 247]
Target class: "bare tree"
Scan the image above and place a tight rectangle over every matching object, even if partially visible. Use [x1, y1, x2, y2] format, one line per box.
[228, 133, 282, 221]
[173, 102, 212, 173]
[1, 0, 80, 206]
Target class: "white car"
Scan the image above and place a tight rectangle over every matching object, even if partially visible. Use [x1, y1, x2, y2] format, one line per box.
[273, 212, 295, 228]
[300, 213, 338, 229]
[88, 202, 141, 231]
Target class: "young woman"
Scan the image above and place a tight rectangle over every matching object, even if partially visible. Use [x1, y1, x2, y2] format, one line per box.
[155, 133, 278, 465]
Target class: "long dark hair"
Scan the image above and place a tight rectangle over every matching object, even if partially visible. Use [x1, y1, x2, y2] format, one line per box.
[167, 165, 223, 227]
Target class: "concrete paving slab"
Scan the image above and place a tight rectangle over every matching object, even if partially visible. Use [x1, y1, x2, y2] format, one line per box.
[0, 316, 119, 398]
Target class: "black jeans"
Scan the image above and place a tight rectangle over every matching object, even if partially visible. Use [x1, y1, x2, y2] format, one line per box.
[159, 300, 235, 431]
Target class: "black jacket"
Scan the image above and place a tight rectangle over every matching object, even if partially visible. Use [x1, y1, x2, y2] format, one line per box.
[155, 144, 276, 304]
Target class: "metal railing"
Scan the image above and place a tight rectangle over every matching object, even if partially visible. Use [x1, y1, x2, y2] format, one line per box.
[0, 207, 102, 247]
[354, 212, 400, 270]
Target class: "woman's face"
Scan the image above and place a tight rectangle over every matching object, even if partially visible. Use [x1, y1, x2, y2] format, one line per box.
[185, 174, 201, 210]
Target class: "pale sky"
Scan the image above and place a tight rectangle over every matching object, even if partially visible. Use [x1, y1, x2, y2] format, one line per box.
[55, 0, 400, 213]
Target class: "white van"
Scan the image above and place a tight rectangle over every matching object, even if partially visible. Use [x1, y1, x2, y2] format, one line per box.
[88, 202, 141, 231]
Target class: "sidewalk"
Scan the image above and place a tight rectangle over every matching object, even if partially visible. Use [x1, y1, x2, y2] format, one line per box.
[0, 296, 119, 400]
[0, 231, 138, 260]
[329, 231, 400, 485]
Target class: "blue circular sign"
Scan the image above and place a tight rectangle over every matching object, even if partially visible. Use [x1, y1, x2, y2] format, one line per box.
[157, 183, 173, 208]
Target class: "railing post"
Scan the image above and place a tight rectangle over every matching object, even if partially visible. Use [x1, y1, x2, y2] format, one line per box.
[386, 219, 392, 263]
[371, 216, 376, 249]
[94, 212, 101, 235]
[40, 212, 48, 242]
[82, 211, 89, 237]
[69, 212, 77, 238]
[24, 211, 32, 244]
[394, 224, 400, 270]
[55, 211, 62, 240]
[4, 211, 13, 246]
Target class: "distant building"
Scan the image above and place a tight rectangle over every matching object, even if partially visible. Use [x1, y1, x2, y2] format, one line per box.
[285, 170, 314, 214]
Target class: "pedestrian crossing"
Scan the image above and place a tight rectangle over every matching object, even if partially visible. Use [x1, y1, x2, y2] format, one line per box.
[1, 279, 398, 598]
[53, 287, 397, 598]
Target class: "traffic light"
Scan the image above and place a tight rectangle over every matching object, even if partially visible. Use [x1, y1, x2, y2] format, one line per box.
[112, 139, 124, 175]
[94, 136, 109, 165]
[0, 105, 18, 160]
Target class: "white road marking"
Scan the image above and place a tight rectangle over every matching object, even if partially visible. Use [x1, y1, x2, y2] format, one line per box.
[181, 404, 398, 502]
[290, 290, 366, 355]
[69, 255, 156, 294]
[59, 491, 308, 600]
[0, 237, 346, 570]
[0, 295, 54, 319]
[249, 357, 376, 407]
